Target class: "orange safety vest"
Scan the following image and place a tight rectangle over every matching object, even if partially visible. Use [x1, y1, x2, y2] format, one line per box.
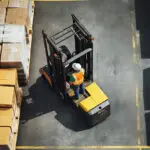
[72, 68, 84, 86]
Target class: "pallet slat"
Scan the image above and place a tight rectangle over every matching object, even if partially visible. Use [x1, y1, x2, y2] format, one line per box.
[12, 89, 22, 150]
[20, 6, 34, 86]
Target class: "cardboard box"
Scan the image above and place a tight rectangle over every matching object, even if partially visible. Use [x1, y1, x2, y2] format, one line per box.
[1, 43, 28, 72]
[0, 86, 17, 109]
[0, 0, 9, 7]
[0, 8, 6, 24]
[0, 45, 1, 55]
[0, 86, 18, 116]
[1, 44, 24, 68]
[27, 0, 33, 32]
[3, 24, 26, 43]
[0, 69, 18, 89]
[0, 25, 4, 43]
[6, 8, 28, 26]
[0, 127, 14, 150]
[9, 0, 29, 8]
[0, 69, 22, 105]
[0, 108, 18, 132]
[6, 2, 34, 34]
[16, 88, 23, 107]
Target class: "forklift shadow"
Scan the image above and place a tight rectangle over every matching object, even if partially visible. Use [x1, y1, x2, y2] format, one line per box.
[20, 76, 89, 132]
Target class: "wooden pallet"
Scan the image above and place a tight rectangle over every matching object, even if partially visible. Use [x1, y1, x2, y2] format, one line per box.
[25, 5, 35, 84]
[11, 89, 22, 150]
[29, 1, 35, 35]
[32, 0, 35, 8]
[18, 35, 33, 86]
[18, 4, 35, 86]
[11, 107, 20, 150]
[26, 0, 35, 35]
[26, 33, 33, 80]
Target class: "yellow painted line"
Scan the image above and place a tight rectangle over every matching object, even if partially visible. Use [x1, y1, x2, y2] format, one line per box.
[130, 11, 139, 64]
[137, 114, 141, 145]
[136, 85, 139, 107]
[130, 12, 136, 49]
[16, 146, 150, 149]
[136, 31, 140, 46]
[34, 0, 87, 1]
[132, 32, 136, 49]
[131, 24, 137, 64]
[136, 85, 142, 150]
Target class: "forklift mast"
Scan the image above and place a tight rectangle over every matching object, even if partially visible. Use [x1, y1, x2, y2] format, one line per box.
[42, 14, 94, 95]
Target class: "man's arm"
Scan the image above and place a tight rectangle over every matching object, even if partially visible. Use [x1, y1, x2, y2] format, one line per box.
[70, 75, 75, 82]
[81, 68, 85, 75]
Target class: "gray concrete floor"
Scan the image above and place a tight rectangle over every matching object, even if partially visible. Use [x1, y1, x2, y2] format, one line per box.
[17, 0, 146, 148]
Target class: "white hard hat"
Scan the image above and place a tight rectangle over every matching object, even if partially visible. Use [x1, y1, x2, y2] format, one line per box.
[72, 63, 81, 71]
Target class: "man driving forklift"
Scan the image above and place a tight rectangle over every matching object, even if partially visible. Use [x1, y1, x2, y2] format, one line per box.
[69, 63, 85, 99]
[40, 14, 110, 127]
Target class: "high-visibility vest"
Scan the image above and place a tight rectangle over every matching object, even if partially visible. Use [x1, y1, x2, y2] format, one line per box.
[72, 68, 84, 86]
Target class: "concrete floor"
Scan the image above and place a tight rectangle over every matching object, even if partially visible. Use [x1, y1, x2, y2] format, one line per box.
[17, 0, 147, 148]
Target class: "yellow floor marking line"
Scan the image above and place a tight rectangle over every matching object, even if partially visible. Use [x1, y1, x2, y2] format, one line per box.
[16, 146, 150, 149]
[136, 31, 140, 46]
[136, 85, 139, 107]
[34, 0, 87, 1]
[130, 11, 139, 64]
[137, 114, 141, 145]
[136, 85, 142, 150]
[131, 22, 136, 50]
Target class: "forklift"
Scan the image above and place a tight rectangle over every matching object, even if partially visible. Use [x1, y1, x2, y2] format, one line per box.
[40, 14, 110, 127]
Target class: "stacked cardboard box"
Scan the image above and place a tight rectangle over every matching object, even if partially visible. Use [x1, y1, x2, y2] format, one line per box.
[0, 69, 23, 104]
[0, 69, 22, 150]
[0, 8, 6, 24]
[0, 0, 34, 86]
[0, 0, 9, 8]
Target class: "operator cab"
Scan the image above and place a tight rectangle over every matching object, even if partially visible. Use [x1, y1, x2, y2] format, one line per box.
[58, 45, 90, 102]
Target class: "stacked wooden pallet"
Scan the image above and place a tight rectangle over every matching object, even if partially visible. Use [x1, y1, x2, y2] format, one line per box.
[0, 68, 22, 150]
[0, 0, 35, 86]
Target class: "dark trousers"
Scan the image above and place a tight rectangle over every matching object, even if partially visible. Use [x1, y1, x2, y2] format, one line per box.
[72, 83, 85, 99]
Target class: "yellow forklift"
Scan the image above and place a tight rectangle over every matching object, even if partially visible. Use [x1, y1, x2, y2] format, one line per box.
[40, 14, 110, 127]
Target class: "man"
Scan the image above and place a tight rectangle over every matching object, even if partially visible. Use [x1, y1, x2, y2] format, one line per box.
[69, 63, 85, 99]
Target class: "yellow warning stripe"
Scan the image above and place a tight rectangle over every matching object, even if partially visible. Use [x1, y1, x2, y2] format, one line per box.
[16, 146, 150, 149]
[34, 0, 87, 1]
[130, 11, 139, 64]
[136, 85, 142, 150]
